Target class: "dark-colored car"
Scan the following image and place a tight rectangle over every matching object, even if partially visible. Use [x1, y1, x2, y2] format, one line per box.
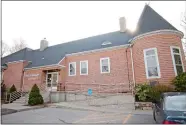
[153, 92, 186, 124]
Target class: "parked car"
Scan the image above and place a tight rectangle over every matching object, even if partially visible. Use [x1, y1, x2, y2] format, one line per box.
[153, 92, 186, 124]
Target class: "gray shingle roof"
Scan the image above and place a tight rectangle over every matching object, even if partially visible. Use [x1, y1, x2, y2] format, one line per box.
[134, 5, 177, 35]
[1, 5, 179, 68]
[2, 48, 30, 64]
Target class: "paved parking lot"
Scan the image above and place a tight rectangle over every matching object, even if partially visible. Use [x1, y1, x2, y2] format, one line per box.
[2, 107, 155, 124]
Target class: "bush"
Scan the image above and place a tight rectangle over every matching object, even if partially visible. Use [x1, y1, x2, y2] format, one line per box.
[1, 84, 6, 99]
[135, 83, 152, 102]
[9, 84, 17, 93]
[135, 84, 175, 102]
[1, 83, 6, 92]
[28, 84, 44, 106]
[148, 84, 174, 101]
[172, 72, 186, 92]
[30, 84, 40, 93]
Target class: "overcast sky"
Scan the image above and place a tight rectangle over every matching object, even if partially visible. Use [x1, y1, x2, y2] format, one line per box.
[2, 1, 186, 50]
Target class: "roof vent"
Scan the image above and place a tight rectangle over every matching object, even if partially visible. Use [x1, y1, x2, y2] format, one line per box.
[40, 38, 48, 51]
[119, 17, 127, 32]
[102, 41, 112, 46]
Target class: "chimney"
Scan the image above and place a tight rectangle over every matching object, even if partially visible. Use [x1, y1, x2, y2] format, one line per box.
[40, 38, 48, 51]
[119, 17, 126, 32]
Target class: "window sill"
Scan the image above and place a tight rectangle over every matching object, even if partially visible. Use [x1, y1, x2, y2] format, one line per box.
[101, 72, 110, 74]
[146, 76, 161, 79]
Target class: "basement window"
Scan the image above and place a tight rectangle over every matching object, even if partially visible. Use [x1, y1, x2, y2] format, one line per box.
[144, 48, 161, 79]
[101, 41, 112, 46]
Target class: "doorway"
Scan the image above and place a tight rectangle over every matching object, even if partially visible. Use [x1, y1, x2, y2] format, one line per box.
[46, 72, 58, 91]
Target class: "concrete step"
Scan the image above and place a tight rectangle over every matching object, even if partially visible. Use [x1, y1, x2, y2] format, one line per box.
[13, 100, 26, 104]
[15, 98, 27, 101]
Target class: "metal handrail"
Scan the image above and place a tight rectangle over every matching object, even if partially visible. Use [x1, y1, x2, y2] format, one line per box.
[9, 91, 22, 103]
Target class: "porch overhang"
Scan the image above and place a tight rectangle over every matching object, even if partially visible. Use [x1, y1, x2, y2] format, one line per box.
[24, 64, 65, 71]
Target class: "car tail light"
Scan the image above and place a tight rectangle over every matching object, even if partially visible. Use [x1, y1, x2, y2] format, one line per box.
[163, 120, 178, 124]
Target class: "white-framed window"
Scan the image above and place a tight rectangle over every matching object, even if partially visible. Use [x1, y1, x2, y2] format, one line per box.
[143, 48, 161, 79]
[100, 57, 110, 73]
[80, 60, 88, 75]
[170, 46, 185, 76]
[69, 62, 76, 76]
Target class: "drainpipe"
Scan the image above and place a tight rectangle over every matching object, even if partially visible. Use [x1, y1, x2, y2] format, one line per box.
[21, 69, 25, 97]
[130, 45, 136, 95]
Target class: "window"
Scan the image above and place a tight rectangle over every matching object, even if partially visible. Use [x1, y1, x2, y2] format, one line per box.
[69, 62, 76, 76]
[164, 95, 186, 111]
[80, 60, 88, 75]
[100, 57, 110, 73]
[170, 46, 185, 76]
[144, 48, 161, 79]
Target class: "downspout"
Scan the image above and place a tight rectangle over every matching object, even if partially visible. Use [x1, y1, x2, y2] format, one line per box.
[21, 69, 25, 97]
[21, 64, 25, 92]
[125, 47, 130, 92]
[130, 45, 136, 95]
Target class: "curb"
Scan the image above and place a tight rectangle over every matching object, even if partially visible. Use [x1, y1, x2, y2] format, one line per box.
[47, 104, 152, 115]
[1, 109, 18, 115]
[2, 105, 47, 115]
[17, 105, 46, 112]
[48, 104, 133, 114]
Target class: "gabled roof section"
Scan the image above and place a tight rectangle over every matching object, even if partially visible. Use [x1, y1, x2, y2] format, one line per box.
[25, 30, 133, 68]
[2, 31, 133, 68]
[1, 48, 32, 64]
[134, 4, 178, 36]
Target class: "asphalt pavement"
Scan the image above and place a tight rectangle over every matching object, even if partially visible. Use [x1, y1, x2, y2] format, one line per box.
[2, 107, 155, 124]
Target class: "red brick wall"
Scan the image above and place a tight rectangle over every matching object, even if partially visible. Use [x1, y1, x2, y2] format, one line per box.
[3, 61, 25, 91]
[23, 69, 43, 91]
[132, 33, 186, 85]
[60, 47, 133, 93]
[23, 66, 65, 92]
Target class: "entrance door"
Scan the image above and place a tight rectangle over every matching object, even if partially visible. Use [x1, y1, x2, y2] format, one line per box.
[46, 72, 58, 91]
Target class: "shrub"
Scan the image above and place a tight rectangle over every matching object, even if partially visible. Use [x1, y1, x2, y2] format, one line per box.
[28, 84, 44, 106]
[1, 83, 6, 93]
[30, 84, 40, 93]
[135, 83, 152, 102]
[1, 84, 6, 99]
[9, 84, 17, 93]
[172, 72, 186, 92]
[148, 84, 174, 101]
[135, 84, 175, 102]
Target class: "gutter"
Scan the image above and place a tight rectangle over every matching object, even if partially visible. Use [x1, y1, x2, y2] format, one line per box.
[129, 29, 184, 44]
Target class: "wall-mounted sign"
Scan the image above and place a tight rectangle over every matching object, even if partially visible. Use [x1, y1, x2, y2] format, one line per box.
[25, 74, 40, 77]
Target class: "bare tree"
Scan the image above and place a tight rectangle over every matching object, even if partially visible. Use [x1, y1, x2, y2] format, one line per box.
[1, 41, 10, 57]
[181, 11, 186, 52]
[9, 38, 27, 54]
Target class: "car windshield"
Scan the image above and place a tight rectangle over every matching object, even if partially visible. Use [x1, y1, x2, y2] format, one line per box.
[164, 94, 186, 111]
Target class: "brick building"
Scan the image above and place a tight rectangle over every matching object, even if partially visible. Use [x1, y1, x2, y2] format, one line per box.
[2, 5, 186, 94]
